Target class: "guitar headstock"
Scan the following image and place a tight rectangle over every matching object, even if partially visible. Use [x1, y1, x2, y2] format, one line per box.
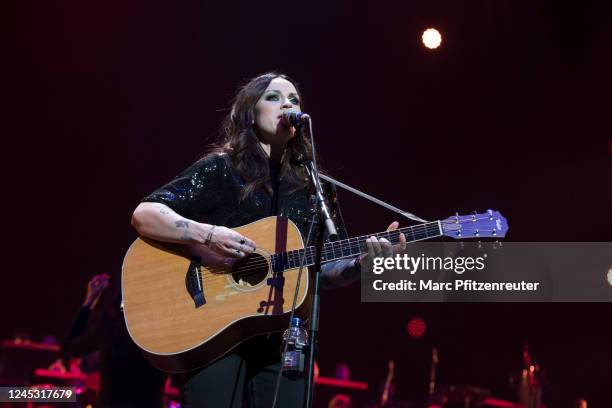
[441, 209, 508, 239]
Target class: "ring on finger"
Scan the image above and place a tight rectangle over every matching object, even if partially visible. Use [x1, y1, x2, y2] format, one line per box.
[239, 238, 246, 245]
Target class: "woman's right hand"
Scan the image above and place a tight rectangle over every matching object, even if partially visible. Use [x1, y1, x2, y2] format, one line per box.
[132, 203, 256, 258]
[202, 225, 257, 258]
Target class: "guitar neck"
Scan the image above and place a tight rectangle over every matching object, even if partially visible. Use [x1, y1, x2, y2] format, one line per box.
[274, 221, 442, 270]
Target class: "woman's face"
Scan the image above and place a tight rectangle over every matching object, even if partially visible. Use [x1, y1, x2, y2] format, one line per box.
[253, 77, 301, 146]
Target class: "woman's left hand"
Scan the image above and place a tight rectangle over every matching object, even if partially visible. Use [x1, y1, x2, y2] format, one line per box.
[359, 221, 407, 270]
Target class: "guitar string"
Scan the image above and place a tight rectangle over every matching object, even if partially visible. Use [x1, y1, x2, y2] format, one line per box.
[135, 223, 435, 288]
[137, 230, 498, 290]
[209, 221, 438, 270]
[185, 221, 500, 287]
[195, 228, 433, 284]
[135, 223, 500, 292]
[174, 227, 443, 291]
[192, 224, 500, 287]
[133, 219, 500, 289]
[197, 224, 442, 284]
[196, 217, 498, 279]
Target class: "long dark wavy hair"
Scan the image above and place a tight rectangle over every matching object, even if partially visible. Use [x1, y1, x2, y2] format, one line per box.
[213, 72, 313, 202]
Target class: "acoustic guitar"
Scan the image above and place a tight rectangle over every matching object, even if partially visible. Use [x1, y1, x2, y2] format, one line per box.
[122, 210, 508, 372]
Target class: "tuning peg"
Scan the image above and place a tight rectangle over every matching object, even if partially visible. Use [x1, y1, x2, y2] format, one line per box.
[473, 229, 479, 237]
[487, 209, 494, 220]
[455, 212, 460, 223]
[455, 223, 462, 236]
[492, 229, 497, 236]
[471, 211, 477, 222]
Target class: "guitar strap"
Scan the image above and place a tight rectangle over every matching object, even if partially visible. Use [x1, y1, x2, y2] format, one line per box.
[269, 159, 281, 216]
[258, 216, 288, 316]
[275, 216, 288, 255]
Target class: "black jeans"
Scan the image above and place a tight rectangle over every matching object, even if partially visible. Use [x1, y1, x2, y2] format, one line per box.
[177, 334, 305, 408]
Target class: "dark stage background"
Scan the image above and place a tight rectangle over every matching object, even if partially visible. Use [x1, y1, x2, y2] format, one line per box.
[6, 0, 612, 406]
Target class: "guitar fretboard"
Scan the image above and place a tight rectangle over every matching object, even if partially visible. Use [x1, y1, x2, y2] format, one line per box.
[270, 221, 442, 271]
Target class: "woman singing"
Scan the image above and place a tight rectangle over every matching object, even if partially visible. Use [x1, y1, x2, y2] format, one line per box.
[131, 72, 405, 407]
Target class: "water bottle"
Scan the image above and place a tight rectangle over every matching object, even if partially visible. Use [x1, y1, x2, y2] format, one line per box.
[281, 317, 309, 378]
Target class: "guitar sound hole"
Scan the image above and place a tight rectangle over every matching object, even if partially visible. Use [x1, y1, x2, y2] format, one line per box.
[231, 253, 269, 287]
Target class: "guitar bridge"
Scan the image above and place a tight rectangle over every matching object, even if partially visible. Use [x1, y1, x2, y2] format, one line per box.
[186, 257, 205, 308]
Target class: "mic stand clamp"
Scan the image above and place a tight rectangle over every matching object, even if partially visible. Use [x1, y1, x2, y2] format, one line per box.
[303, 160, 338, 240]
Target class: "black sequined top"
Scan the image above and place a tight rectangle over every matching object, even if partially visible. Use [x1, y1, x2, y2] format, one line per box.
[142, 153, 348, 242]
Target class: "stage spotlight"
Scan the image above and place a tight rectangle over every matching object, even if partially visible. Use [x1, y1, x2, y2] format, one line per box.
[607, 267, 612, 287]
[422, 28, 442, 49]
[406, 317, 426, 338]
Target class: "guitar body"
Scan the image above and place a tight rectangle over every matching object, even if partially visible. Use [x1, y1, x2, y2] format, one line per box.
[121, 209, 508, 373]
[122, 216, 310, 373]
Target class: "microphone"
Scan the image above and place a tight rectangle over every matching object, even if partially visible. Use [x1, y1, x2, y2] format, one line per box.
[282, 109, 310, 127]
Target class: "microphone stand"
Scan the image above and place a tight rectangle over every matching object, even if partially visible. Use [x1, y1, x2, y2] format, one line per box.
[271, 111, 430, 408]
[300, 138, 432, 407]
[299, 117, 337, 408]
[269, 115, 338, 408]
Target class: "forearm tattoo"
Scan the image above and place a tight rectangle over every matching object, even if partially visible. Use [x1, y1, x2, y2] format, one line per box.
[175, 221, 189, 228]
[175, 220, 190, 241]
